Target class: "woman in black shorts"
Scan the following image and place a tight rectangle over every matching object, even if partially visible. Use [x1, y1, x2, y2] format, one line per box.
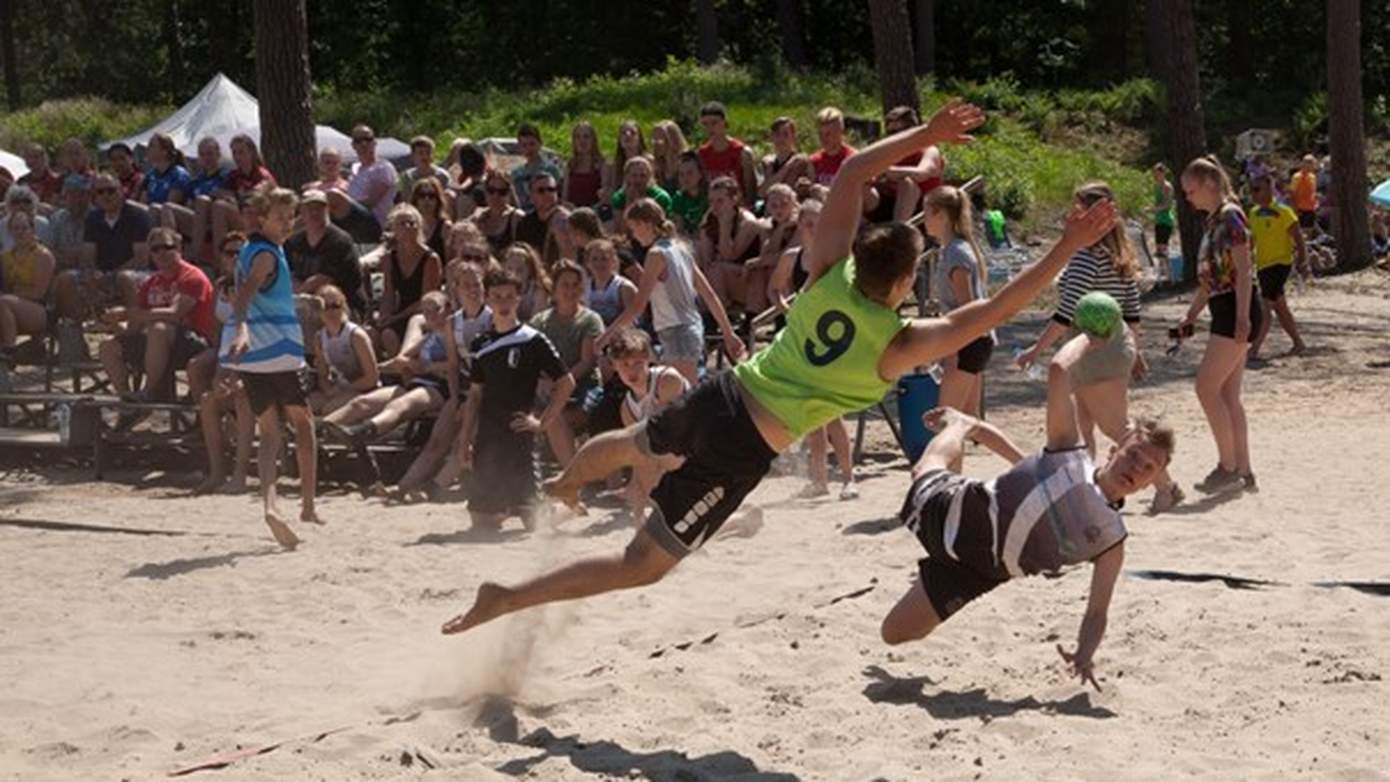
[1176, 156, 1260, 494]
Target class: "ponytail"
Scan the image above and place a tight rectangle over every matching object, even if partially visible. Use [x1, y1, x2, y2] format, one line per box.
[1073, 181, 1139, 280]
[1184, 154, 1237, 205]
[925, 185, 989, 297]
[625, 197, 675, 239]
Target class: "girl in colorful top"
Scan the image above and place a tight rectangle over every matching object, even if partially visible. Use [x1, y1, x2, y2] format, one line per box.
[1176, 155, 1261, 494]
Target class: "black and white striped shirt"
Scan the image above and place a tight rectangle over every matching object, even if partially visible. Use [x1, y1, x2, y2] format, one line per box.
[1053, 247, 1142, 327]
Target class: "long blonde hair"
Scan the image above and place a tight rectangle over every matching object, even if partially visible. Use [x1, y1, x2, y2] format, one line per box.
[1183, 155, 1238, 207]
[1073, 181, 1138, 279]
[925, 185, 988, 297]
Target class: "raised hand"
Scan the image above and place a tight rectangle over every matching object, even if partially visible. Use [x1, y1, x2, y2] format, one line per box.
[1061, 198, 1119, 250]
[923, 99, 987, 147]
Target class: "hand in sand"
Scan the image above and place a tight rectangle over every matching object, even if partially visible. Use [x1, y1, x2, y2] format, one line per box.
[542, 475, 588, 515]
[1057, 644, 1102, 692]
[441, 582, 509, 636]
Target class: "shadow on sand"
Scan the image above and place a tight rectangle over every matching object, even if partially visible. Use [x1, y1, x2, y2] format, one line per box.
[861, 665, 1117, 720]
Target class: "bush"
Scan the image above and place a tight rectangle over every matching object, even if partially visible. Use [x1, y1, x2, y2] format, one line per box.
[0, 97, 170, 152]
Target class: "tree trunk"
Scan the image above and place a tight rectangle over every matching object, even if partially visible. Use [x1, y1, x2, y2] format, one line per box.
[253, 0, 316, 190]
[1227, 0, 1253, 85]
[696, 0, 719, 65]
[163, 0, 185, 96]
[775, 0, 807, 70]
[868, 0, 919, 115]
[0, 0, 19, 111]
[1145, 0, 1169, 78]
[913, 0, 935, 75]
[1155, 0, 1207, 281]
[1327, 0, 1371, 271]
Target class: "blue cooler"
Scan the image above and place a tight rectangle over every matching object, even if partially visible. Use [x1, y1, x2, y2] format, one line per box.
[896, 372, 941, 463]
[1167, 254, 1184, 282]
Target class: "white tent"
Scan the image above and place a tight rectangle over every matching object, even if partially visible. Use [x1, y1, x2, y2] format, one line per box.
[107, 73, 410, 167]
[0, 148, 29, 180]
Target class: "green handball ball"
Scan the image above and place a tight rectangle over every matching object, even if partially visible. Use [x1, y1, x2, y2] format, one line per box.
[1074, 291, 1121, 338]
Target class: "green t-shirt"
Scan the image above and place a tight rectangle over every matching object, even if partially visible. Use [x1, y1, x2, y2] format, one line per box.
[669, 189, 709, 235]
[611, 185, 673, 215]
[529, 306, 603, 390]
[984, 209, 1007, 246]
[733, 257, 909, 438]
[1154, 184, 1176, 228]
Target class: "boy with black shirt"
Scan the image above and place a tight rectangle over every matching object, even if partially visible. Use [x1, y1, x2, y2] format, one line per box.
[458, 270, 575, 530]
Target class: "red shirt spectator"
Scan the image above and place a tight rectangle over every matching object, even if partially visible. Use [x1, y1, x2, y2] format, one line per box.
[810, 144, 855, 187]
[19, 169, 63, 205]
[698, 137, 747, 184]
[138, 257, 217, 341]
[224, 165, 276, 195]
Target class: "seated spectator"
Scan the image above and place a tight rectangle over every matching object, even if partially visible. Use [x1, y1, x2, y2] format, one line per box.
[530, 260, 603, 466]
[809, 106, 855, 188]
[563, 121, 605, 208]
[610, 156, 672, 221]
[400, 135, 450, 199]
[59, 138, 94, 180]
[596, 198, 743, 383]
[472, 170, 522, 256]
[139, 133, 193, 208]
[309, 283, 380, 415]
[53, 172, 153, 321]
[304, 146, 350, 193]
[106, 143, 146, 202]
[759, 116, 812, 200]
[47, 175, 91, 271]
[325, 126, 393, 242]
[606, 120, 647, 207]
[583, 238, 638, 326]
[510, 123, 563, 213]
[698, 176, 766, 315]
[745, 183, 799, 315]
[208, 134, 276, 262]
[609, 327, 689, 519]
[567, 206, 605, 255]
[871, 105, 945, 223]
[446, 221, 489, 264]
[409, 178, 451, 260]
[445, 140, 488, 222]
[18, 143, 63, 208]
[97, 227, 215, 401]
[375, 203, 443, 357]
[696, 101, 758, 205]
[0, 167, 14, 200]
[501, 242, 550, 322]
[669, 150, 709, 237]
[650, 119, 688, 193]
[514, 171, 573, 266]
[158, 136, 227, 264]
[0, 211, 56, 364]
[1, 185, 53, 251]
[455, 269, 574, 531]
[284, 189, 366, 316]
[192, 231, 253, 495]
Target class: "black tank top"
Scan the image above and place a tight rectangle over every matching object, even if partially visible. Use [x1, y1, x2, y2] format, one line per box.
[515, 209, 559, 266]
[792, 246, 809, 291]
[483, 209, 518, 254]
[390, 247, 431, 313]
[704, 209, 762, 264]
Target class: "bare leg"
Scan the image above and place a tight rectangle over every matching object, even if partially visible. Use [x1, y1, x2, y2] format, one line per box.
[1195, 337, 1246, 471]
[396, 401, 461, 492]
[254, 406, 300, 549]
[142, 321, 176, 399]
[544, 423, 648, 508]
[284, 404, 322, 524]
[54, 272, 83, 321]
[230, 389, 253, 491]
[441, 527, 679, 635]
[1220, 358, 1251, 476]
[1273, 297, 1305, 354]
[881, 577, 944, 645]
[98, 337, 131, 395]
[0, 300, 15, 346]
[892, 178, 923, 223]
[805, 426, 830, 495]
[366, 387, 438, 436]
[826, 417, 856, 496]
[197, 391, 229, 492]
[1251, 296, 1273, 359]
[936, 365, 979, 473]
[324, 386, 396, 426]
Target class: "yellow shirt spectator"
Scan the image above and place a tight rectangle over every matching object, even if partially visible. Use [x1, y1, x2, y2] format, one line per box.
[1249, 203, 1299, 270]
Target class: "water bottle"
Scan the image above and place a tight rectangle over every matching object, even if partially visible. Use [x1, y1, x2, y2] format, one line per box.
[927, 363, 944, 384]
[1012, 348, 1044, 382]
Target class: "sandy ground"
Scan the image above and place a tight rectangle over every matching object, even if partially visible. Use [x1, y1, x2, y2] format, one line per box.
[2, 268, 1389, 781]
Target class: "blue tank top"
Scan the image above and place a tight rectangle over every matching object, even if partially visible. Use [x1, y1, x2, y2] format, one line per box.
[587, 275, 624, 325]
[218, 235, 305, 373]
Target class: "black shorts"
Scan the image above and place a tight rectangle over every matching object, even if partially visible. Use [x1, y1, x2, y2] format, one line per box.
[956, 335, 995, 374]
[241, 370, 308, 416]
[1257, 264, 1292, 301]
[1297, 210, 1317, 229]
[1208, 291, 1263, 342]
[639, 370, 777, 558]
[898, 468, 1007, 620]
[119, 326, 209, 373]
[586, 375, 627, 435]
[1154, 223, 1173, 247]
[469, 420, 538, 517]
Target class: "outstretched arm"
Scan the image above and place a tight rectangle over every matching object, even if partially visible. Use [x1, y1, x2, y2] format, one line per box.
[1057, 541, 1124, 692]
[921, 406, 1026, 472]
[1044, 334, 1088, 451]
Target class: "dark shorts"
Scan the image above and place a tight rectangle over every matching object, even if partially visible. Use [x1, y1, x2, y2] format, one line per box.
[119, 326, 209, 373]
[898, 468, 1007, 620]
[1257, 264, 1292, 301]
[469, 421, 538, 517]
[638, 370, 777, 558]
[1208, 291, 1263, 342]
[1154, 222, 1173, 247]
[241, 370, 308, 416]
[1297, 210, 1317, 229]
[956, 335, 995, 374]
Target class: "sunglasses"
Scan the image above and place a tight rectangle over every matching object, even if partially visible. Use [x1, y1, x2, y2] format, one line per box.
[352, 137, 374, 145]
[151, 243, 179, 252]
[323, 302, 345, 311]
[486, 187, 510, 195]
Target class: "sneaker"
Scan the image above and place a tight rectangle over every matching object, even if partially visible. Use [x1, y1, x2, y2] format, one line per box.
[1195, 466, 1241, 494]
[1150, 484, 1185, 513]
[1240, 472, 1258, 493]
[838, 481, 860, 501]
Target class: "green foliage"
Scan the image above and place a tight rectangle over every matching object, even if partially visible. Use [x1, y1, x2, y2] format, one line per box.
[1291, 92, 1329, 150]
[0, 98, 171, 153]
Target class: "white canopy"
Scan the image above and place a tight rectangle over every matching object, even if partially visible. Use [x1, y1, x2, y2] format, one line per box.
[0, 148, 29, 180]
[106, 73, 410, 167]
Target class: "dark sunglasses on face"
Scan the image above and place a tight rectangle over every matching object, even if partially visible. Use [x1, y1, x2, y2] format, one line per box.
[486, 187, 510, 195]
[151, 243, 178, 252]
[462, 253, 487, 262]
[352, 137, 373, 145]
[534, 185, 557, 194]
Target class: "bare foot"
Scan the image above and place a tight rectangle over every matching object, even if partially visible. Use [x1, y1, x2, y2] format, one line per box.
[194, 475, 226, 495]
[796, 482, 830, 499]
[300, 507, 326, 526]
[543, 476, 587, 514]
[222, 476, 248, 495]
[1289, 343, 1307, 357]
[264, 511, 301, 550]
[441, 582, 512, 635]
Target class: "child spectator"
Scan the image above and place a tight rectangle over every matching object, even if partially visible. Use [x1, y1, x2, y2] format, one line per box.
[530, 261, 604, 466]
[696, 101, 757, 205]
[609, 327, 689, 519]
[310, 283, 380, 415]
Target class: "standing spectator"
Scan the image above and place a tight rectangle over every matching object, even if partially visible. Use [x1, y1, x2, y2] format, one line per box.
[1, 185, 53, 251]
[597, 198, 743, 383]
[106, 143, 146, 202]
[510, 123, 563, 213]
[1247, 175, 1307, 359]
[809, 107, 855, 188]
[530, 260, 604, 466]
[159, 137, 226, 264]
[18, 143, 63, 206]
[331, 125, 397, 230]
[97, 226, 214, 401]
[446, 140, 488, 222]
[399, 135, 450, 199]
[563, 121, 606, 208]
[650, 120, 688, 193]
[473, 170, 522, 255]
[47, 175, 92, 271]
[0, 212, 56, 364]
[52, 172, 152, 320]
[696, 101, 758, 206]
[305, 146, 350, 193]
[139, 133, 193, 207]
[669, 151, 709, 237]
[209, 135, 276, 263]
[607, 120, 647, 204]
[924, 186, 993, 434]
[410, 178, 452, 260]
[759, 116, 811, 200]
[1290, 154, 1319, 231]
[456, 269, 575, 531]
[284, 189, 366, 316]
[514, 171, 574, 266]
[1176, 156, 1259, 494]
[376, 204, 444, 357]
[309, 283, 380, 415]
[1152, 163, 1177, 269]
[500, 242, 551, 322]
[698, 176, 765, 315]
[192, 231, 253, 495]
[222, 187, 323, 545]
[873, 106, 945, 223]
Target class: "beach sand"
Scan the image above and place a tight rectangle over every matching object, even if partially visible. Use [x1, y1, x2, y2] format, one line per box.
[2, 268, 1388, 780]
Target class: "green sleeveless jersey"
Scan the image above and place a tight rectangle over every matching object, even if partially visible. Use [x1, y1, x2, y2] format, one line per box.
[734, 257, 909, 438]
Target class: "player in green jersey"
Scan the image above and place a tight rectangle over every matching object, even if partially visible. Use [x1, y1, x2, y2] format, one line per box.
[442, 99, 1118, 637]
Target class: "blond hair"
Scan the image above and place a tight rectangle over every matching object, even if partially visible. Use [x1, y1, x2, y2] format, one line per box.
[816, 106, 845, 126]
[624, 198, 676, 239]
[925, 185, 989, 296]
[248, 185, 298, 216]
[1183, 155, 1237, 204]
[1073, 181, 1138, 280]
